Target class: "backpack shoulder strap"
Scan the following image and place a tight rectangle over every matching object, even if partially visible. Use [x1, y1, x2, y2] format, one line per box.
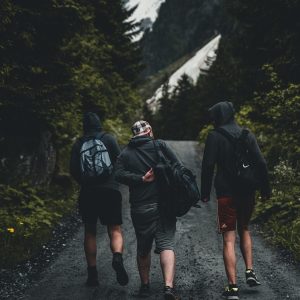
[94, 131, 107, 140]
[153, 140, 167, 163]
[240, 129, 250, 141]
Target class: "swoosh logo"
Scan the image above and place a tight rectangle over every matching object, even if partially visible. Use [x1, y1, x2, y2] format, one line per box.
[243, 163, 250, 168]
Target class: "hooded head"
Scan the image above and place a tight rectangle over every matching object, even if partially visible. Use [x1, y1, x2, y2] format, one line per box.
[83, 112, 102, 134]
[208, 101, 235, 127]
[131, 120, 153, 137]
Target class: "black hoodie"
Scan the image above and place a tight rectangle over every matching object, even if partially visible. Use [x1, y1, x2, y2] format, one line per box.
[69, 112, 121, 191]
[201, 101, 271, 199]
[115, 136, 179, 208]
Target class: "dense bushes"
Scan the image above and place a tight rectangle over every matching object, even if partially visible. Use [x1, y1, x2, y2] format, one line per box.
[254, 161, 300, 259]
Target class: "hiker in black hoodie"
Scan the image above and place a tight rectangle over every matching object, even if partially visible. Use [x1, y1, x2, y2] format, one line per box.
[70, 112, 128, 287]
[115, 120, 180, 300]
[201, 101, 271, 300]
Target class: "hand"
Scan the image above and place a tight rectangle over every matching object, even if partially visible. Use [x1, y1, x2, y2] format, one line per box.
[142, 168, 155, 183]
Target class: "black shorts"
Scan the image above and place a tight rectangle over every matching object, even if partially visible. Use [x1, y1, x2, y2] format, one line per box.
[79, 187, 122, 225]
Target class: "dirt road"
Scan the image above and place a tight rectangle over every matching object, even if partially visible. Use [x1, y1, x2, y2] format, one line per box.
[23, 141, 300, 299]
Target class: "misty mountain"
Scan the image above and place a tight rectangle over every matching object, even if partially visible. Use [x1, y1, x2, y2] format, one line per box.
[140, 0, 226, 77]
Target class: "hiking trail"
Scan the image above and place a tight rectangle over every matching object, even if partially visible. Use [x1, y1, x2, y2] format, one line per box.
[23, 141, 300, 300]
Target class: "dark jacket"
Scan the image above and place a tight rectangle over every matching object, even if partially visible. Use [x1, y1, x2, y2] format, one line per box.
[201, 101, 271, 199]
[115, 136, 179, 208]
[70, 113, 121, 192]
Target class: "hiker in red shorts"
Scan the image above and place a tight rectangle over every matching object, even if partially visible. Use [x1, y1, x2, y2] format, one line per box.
[201, 101, 271, 300]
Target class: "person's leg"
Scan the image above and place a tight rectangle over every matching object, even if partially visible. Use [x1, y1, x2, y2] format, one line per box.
[84, 223, 99, 286]
[237, 226, 253, 270]
[107, 225, 124, 253]
[84, 223, 97, 267]
[137, 252, 151, 285]
[160, 250, 176, 287]
[107, 225, 128, 286]
[236, 194, 255, 270]
[155, 217, 180, 299]
[217, 197, 238, 286]
[236, 195, 260, 287]
[223, 230, 237, 285]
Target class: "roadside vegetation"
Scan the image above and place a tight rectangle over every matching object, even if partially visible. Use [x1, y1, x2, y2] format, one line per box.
[0, 0, 141, 267]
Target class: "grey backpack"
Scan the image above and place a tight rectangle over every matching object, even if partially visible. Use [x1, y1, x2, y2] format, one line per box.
[80, 133, 113, 183]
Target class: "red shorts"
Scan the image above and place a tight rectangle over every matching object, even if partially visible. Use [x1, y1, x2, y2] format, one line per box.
[217, 196, 255, 233]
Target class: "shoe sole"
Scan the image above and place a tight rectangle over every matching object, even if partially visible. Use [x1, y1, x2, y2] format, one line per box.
[246, 277, 261, 287]
[112, 261, 129, 286]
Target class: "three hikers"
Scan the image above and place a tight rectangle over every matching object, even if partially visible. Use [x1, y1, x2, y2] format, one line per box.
[70, 112, 128, 287]
[201, 101, 270, 300]
[70, 106, 270, 300]
[115, 120, 180, 300]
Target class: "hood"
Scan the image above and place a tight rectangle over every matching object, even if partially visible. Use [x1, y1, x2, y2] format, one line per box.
[209, 101, 242, 137]
[128, 135, 153, 148]
[208, 101, 235, 127]
[83, 112, 102, 134]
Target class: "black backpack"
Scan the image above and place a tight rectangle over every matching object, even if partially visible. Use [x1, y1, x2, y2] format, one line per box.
[79, 132, 113, 184]
[153, 141, 201, 217]
[215, 127, 260, 193]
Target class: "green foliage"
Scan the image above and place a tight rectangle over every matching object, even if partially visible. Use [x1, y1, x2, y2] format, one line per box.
[151, 0, 300, 141]
[250, 65, 300, 166]
[0, 0, 142, 151]
[103, 118, 132, 145]
[253, 161, 300, 259]
[0, 0, 143, 266]
[0, 183, 77, 267]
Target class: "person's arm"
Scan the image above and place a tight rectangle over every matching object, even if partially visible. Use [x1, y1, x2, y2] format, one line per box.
[249, 133, 271, 199]
[114, 153, 144, 186]
[201, 132, 218, 202]
[105, 134, 121, 165]
[69, 140, 81, 184]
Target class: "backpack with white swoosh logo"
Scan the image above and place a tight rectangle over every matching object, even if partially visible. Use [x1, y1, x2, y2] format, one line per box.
[215, 128, 260, 193]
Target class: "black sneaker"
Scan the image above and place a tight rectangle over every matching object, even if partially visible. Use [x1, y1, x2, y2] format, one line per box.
[86, 266, 99, 287]
[164, 286, 180, 300]
[112, 253, 129, 286]
[222, 285, 239, 300]
[134, 283, 151, 298]
[246, 269, 261, 287]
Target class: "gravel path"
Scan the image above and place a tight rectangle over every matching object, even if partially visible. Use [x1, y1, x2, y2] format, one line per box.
[18, 141, 300, 299]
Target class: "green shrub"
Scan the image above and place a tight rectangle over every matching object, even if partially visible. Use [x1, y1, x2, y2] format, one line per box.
[103, 118, 132, 146]
[254, 161, 300, 259]
[0, 183, 77, 267]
